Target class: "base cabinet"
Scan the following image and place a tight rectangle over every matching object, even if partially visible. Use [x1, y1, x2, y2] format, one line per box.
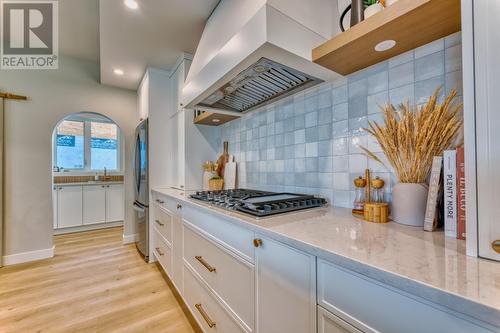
[83, 185, 106, 225]
[54, 183, 124, 230]
[255, 235, 316, 333]
[152, 192, 498, 333]
[57, 185, 83, 228]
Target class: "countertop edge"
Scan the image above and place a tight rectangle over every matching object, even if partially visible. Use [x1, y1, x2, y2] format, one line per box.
[152, 188, 500, 329]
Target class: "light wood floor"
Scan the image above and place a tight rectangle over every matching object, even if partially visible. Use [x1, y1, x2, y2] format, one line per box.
[0, 227, 195, 333]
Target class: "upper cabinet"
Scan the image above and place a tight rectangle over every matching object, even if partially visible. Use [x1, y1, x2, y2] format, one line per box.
[312, 0, 461, 75]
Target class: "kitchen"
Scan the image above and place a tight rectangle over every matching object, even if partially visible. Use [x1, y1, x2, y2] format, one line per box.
[0, 0, 499, 332]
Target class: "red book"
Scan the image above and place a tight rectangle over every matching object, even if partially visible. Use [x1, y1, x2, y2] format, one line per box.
[456, 147, 466, 240]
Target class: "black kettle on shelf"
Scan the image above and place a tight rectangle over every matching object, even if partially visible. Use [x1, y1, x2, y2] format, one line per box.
[340, 0, 364, 32]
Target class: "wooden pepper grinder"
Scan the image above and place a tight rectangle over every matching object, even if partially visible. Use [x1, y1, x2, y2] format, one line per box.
[216, 141, 229, 177]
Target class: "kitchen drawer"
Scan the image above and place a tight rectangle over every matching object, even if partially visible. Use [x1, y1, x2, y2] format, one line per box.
[184, 222, 254, 331]
[153, 229, 172, 276]
[317, 259, 494, 333]
[182, 204, 254, 263]
[153, 204, 173, 244]
[318, 306, 363, 333]
[184, 263, 247, 333]
[152, 192, 180, 214]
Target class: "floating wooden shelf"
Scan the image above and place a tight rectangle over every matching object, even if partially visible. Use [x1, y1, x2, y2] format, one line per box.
[312, 0, 461, 76]
[193, 109, 240, 126]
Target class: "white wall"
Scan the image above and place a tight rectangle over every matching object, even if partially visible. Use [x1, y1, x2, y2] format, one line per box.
[0, 56, 138, 257]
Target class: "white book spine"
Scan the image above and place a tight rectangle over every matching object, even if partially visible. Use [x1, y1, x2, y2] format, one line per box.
[443, 150, 457, 237]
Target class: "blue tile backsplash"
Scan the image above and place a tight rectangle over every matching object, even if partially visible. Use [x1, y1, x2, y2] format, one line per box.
[216, 33, 463, 208]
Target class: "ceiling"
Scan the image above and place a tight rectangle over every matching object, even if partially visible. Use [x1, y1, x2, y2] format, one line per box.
[59, 0, 100, 63]
[99, 0, 220, 90]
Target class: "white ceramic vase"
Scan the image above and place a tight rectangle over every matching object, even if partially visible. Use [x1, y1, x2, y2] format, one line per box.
[391, 183, 429, 227]
[364, 3, 384, 19]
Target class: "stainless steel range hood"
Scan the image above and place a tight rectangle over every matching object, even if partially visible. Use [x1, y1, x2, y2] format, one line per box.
[199, 58, 322, 113]
[183, 0, 342, 114]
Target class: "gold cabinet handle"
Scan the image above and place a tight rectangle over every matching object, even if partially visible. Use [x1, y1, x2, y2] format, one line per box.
[195, 256, 216, 272]
[177, 204, 182, 209]
[156, 199, 165, 204]
[155, 247, 164, 256]
[195, 303, 216, 328]
[492, 240, 500, 254]
[155, 219, 164, 226]
[253, 238, 263, 248]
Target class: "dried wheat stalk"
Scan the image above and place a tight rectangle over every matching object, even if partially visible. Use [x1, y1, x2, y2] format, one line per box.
[360, 87, 463, 183]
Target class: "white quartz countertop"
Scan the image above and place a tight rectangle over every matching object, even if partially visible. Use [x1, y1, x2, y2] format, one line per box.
[152, 188, 500, 328]
[54, 181, 124, 186]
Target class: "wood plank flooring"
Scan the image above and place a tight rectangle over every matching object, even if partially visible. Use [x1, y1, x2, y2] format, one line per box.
[0, 227, 195, 333]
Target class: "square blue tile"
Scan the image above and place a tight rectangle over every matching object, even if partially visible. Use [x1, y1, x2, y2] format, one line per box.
[415, 51, 444, 82]
[389, 62, 414, 89]
[305, 111, 318, 128]
[306, 127, 319, 142]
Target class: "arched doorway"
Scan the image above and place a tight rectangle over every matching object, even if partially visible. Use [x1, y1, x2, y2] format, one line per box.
[52, 112, 125, 235]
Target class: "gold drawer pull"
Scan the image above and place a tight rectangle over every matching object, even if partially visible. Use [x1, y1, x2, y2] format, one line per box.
[493, 240, 500, 254]
[253, 238, 263, 248]
[155, 247, 164, 256]
[195, 303, 216, 328]
[195, 256, 216, 273]
[177, 204, 182, 209]
[155, 219, 164, 226]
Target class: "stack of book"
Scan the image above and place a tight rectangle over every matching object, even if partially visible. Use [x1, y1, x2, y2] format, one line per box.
[424, 147, 466, 240]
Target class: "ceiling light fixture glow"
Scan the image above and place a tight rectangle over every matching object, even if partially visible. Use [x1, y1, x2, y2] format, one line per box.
[374, 40, 396, 52]
[212, 119, 221, 123]
[124, 0, 138, 10]
[113, 68, 124, 76]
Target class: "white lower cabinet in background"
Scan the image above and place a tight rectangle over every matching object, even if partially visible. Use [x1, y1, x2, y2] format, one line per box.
[57, 185, 83, 228]
[53, 183, 124, 231]
[105, 184, 124, 222]
[83, 185, 106, 225]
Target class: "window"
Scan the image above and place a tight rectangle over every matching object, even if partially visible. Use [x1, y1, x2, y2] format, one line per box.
[91, 122, 118, 170]
[56, 120, 84, 169]
[54, 115, 121, 172]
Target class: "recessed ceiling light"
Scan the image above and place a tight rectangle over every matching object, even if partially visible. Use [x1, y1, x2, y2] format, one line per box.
[374, 40, 396, 52]
[124, 0, 138, 10]
[212, 119, 221, 123]
[113, 68, 124, 76]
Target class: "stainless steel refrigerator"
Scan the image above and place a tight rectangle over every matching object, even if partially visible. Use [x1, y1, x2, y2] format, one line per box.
[133, 119, 149, 261]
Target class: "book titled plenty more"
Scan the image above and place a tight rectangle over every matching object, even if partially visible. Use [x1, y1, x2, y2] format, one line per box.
[443, 148, 466, 239]
[424, 149, 465, 239]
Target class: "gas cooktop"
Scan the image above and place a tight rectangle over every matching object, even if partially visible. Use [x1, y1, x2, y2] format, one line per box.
[190, 189, 327, 217]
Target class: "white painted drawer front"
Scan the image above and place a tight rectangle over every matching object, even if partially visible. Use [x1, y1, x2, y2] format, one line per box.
[183, 264, 246, 333]
[153, 193, 179, 214]
[318, 306, 363, 333]
[184, 222, 254, 331]
[183, 204, 254, 263]
[317, 259, 494, 333]
[153, 230, 172, 276]
[153, 204, 173, 244]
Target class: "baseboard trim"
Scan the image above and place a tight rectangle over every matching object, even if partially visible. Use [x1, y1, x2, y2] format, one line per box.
[54, 221, 123, 235]
[123, 233, 139, 244]
[3, 246, 55, 266]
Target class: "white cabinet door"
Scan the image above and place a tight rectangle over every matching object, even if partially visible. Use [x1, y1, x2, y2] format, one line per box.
[105, 184, 124, 222]
[57, 186, 83, 228]
[83, 185, 106, 225]
[474, 0, 500, 261]
[255, 235, 316, 333]
[52, 186, 58, 229]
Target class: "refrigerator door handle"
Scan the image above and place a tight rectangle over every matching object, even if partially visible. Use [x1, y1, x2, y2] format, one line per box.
[133, 202, 145, 213]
